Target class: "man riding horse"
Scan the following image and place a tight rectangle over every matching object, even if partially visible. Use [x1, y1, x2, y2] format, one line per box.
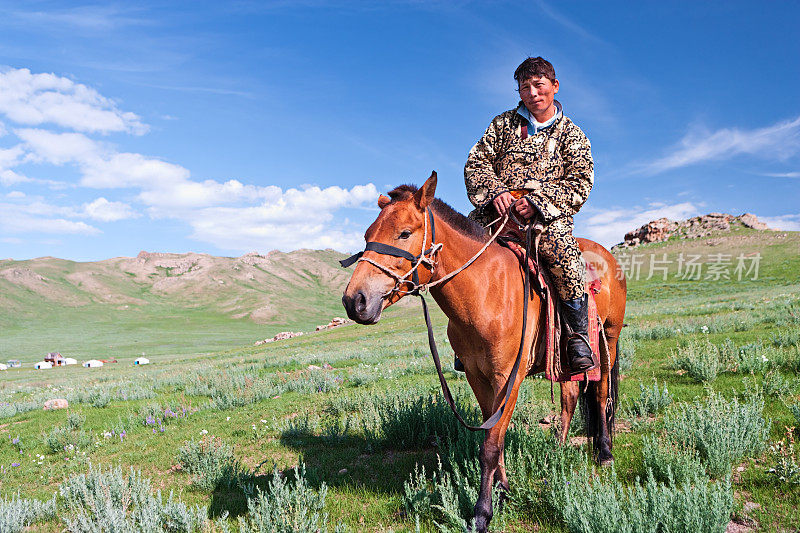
[460, 56, 595, 375]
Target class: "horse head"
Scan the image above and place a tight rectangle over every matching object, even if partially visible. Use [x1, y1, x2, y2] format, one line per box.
[342, 171, 438, 324]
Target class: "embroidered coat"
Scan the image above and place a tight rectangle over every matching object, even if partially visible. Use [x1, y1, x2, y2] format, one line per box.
[464, 102, 594, 226]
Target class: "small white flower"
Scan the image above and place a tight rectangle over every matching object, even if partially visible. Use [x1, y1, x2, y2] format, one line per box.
[252, 424, 257, 430]
[701, 325, 709, 333]
[761, 354, 769, 362]
[226, 416, 231, 421]
[261, 419, 267, 424]
[200, 429, 208, 435]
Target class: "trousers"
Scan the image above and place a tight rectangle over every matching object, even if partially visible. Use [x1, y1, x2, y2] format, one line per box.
[536, 216, 585, 300]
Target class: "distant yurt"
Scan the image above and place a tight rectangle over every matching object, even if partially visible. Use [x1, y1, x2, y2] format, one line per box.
[64, 358, 78, 365]
[7, 360, 21, 368]
[34, 361, 53, 370]
[82, 360, 104, 368]
[0, 363, 7, 371]
[134, 357, 150, 365]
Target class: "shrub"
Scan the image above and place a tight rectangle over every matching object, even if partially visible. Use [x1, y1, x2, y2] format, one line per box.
[766, 428, 800, 485]
[662, 392, 769, 478]
[87, 388, 112, 408]
[788, 401, 800, 427]
[116, 382, 156, 401]
[762, 369, 795, 397]
[348, 366, 379, 387]
[546, 466, 733, 533]
[0, 494, 57, 533]
[45, 426, 92, 454]
[641, 434, 704, 485]
[66, 412, 85, 430]
[625, 380, 673, 418]
[178, 436, 240, 491]
[362, 391, 476, 450]
[617, 337, 636, 373]
[670, 340, 721, 382]
[237, 463, 345, 533]
[771, 327, 800, 348]
[59, 464, 212, 532]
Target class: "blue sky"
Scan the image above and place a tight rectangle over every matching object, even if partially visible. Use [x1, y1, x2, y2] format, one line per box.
[1, 1, 798, 261]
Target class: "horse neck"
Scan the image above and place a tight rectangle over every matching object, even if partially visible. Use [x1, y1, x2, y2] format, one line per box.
[427, 216, 506, 322]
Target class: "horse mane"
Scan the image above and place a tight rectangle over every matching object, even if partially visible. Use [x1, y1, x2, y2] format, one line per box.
[387, 184, 489, 243]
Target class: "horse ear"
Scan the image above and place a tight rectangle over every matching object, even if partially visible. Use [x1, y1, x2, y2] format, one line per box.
[414, 171, 437, 209]
[377, 195, 391, 209]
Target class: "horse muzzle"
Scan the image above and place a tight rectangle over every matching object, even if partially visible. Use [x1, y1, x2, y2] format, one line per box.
[342, 289, 384, 324]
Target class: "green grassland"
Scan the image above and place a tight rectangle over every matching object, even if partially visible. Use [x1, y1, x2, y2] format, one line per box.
[1, 229, 799, 532]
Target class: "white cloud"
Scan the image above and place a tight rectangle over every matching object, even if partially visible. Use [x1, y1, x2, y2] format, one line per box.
[760, 171, 800, 178]
[759, 213, 800, 232]
[15, 128, 101, 165]
[580, 202, 699, 247]
[0, 67, 148, 134]
[6, 191, 25, 198]
[0, 202, 100, 235]
[0, 67, 382, 253]
[82, 197, 139, 221]
[643, 116, 800, 174]
[163, 183, 379, 252]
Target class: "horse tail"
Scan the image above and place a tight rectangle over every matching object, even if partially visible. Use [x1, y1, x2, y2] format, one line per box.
[579, 340, 619, 458]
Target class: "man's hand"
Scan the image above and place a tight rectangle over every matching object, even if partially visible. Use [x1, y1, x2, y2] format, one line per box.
[514, 199, 537, 221]
[492, 191, 516, 217]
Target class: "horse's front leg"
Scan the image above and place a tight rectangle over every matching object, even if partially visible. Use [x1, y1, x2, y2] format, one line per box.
[468, 371, 523, 533]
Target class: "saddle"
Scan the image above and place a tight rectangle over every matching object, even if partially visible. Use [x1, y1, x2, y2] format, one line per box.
[497, 224, 604, 383]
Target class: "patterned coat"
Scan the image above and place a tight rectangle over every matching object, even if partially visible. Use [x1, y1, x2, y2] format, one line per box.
[464, 102, 594, 226]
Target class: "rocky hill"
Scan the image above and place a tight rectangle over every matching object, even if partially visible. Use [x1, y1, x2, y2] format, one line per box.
[614, 213, 774, 249]
[0, 249, 351, 325]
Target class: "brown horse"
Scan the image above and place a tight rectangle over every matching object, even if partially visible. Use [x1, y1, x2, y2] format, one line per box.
[342, 172, 627, 532]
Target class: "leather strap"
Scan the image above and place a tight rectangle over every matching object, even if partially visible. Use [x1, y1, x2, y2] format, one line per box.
[421, 223, 532, 431]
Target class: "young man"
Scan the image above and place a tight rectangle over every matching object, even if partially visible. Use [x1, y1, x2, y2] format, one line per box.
[463, 56, 595, 374]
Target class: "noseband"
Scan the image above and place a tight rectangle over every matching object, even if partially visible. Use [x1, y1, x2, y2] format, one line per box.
[339, 208, 442, 297]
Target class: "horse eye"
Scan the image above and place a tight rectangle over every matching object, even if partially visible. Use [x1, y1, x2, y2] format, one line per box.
[399, 230, 412, 239]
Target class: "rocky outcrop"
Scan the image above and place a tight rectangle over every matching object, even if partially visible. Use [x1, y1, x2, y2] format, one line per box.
[316, 317, 349, 331]
[616, 213, 774, 248]
[254, 331, 304, 345]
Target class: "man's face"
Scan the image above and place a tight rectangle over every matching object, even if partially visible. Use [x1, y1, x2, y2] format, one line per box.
[518, 76, 559, 116]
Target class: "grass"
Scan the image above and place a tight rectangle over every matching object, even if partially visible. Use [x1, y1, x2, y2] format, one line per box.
[0, 229, 799, 531]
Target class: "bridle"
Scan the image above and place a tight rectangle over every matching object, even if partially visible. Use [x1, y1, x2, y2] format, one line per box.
[339, 208, 441, 298]
[340, 204, 533, 432]
[339, 207, 510, 298]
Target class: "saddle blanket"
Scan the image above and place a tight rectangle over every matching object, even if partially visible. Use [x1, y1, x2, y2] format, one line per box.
[502, 240, 603, 383]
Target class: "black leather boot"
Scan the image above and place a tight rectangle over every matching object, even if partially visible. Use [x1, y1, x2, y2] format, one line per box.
[560, 294, 596, 374]
[454, 356, 465, 372]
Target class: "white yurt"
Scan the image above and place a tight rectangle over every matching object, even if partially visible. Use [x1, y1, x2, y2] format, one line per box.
[134, 357, 150, 365]
[64, 357, 78, 365]
[34, 361, 53, 370]
[0, 363, 7, 371]
[82, 360, 104, 368]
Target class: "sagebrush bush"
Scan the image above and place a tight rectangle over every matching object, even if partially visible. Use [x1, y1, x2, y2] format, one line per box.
[762, 369, 795, 397]
[87, 388, 112, 408]
[662, 392, 769, 478]
[66, 412, 85, 430]
[362, 391, 476, 450]
[59, 464, 213, 532]
[617, 337, 636, 373]
[641, 434, 703, 485]
[0, 494, 57, 533]
[629, 324, 676, 341]
[789, 401, 800, 427]
[178, 435, 240, 491]
[766, 429, 800, 485]
[45, 425, 92, 454]
[670, 340, 721, 382]
[724, 342, 770, 374]
[625, 380, 672, 418]
[546, 465, 733, 533]
[237, 463, 345, 533]
[771, 327, 800, 348]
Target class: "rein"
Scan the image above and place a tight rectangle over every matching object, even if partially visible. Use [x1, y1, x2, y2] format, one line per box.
[340, 206, 538, 432]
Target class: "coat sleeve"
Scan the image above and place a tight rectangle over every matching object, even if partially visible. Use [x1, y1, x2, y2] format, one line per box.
[464, 114, 509, 209]
[524, 123, 594, 224]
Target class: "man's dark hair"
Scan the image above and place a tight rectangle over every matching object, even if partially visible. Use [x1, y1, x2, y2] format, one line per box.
[514, 57, 556, 84]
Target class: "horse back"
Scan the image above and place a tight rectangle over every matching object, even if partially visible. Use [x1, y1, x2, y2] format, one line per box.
[577, 238, 627, 333]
